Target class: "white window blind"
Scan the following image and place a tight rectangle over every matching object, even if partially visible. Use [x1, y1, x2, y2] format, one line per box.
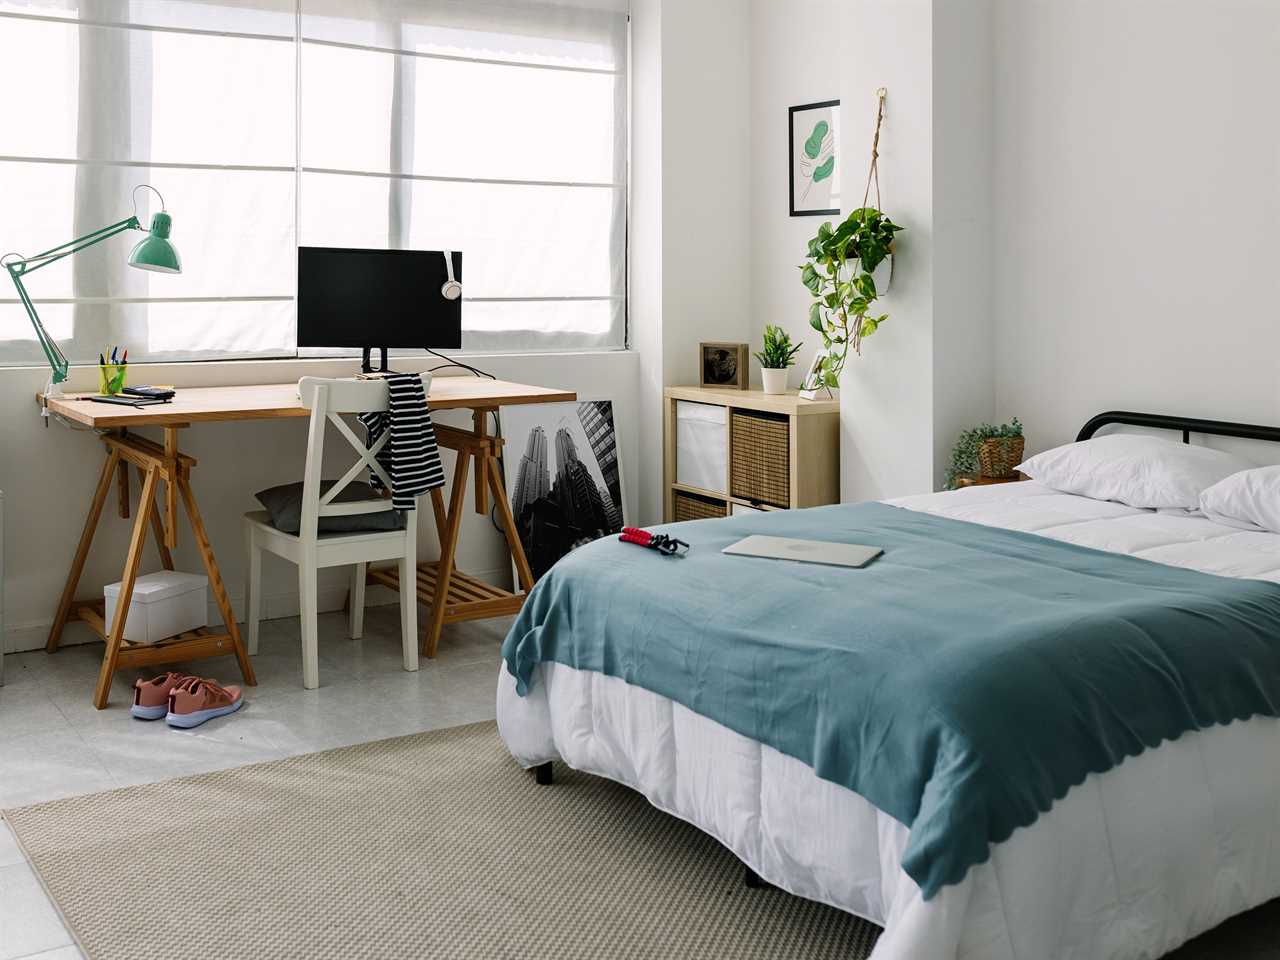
[0, 0, 628, 368]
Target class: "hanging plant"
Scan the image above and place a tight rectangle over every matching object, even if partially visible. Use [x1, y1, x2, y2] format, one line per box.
[800, 90, 903, 393]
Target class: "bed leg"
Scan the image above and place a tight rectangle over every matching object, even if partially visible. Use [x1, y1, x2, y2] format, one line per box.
[743, 865, 769, 889]
[534, 762, 553, 786]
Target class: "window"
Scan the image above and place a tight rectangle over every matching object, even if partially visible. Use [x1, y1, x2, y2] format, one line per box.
[0, 0, 628, 369]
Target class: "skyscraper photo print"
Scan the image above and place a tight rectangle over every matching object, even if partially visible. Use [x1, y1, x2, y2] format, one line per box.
[502, 400, 625, 582]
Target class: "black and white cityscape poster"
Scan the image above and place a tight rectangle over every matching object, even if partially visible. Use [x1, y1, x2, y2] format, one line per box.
[503, 400, 625, 582]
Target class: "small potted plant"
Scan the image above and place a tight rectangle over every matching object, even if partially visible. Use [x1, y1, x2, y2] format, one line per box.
[945, 418, 1024, 489]
[755, 324, 802, 394]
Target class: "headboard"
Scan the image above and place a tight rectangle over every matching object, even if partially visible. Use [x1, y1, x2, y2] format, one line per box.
[1076, 411, 1280, 446]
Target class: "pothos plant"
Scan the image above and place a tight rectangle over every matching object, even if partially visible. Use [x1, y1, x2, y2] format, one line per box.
[944, 418, 1023, 490]
[800, 206, 903, 391]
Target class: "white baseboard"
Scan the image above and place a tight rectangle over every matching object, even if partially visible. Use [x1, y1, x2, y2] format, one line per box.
[2, 566, 511, 655]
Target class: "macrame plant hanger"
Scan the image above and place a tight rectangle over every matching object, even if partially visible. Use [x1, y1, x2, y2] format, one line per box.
[850, 87, 888, 358]
[861, 87, 887, 221]
[803, 87, 891, 400]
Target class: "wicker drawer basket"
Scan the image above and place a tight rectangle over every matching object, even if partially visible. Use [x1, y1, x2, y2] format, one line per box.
[730, 410, 790, 508]
[672, 490, 727, 522]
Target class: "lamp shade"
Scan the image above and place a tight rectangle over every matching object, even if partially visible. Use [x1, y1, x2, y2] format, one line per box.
[128, 212, 181, 274]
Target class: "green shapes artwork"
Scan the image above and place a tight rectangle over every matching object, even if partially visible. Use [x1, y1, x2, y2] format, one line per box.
[804, 120, 829, 160]
[789, 100, 839, 216]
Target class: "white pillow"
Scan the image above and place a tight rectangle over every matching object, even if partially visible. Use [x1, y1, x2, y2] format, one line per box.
[1016, 435, 1253, 509]
[1199, 466, 1280, 533]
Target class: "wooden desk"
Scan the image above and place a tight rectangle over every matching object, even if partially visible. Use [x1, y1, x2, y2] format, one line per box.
[41, 378, 575, 706]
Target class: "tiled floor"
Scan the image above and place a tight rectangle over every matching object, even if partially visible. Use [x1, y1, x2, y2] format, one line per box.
[0, 608, 507, 960]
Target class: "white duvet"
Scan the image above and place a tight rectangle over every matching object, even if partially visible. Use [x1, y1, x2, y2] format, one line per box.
[497, 483, 1280, 959]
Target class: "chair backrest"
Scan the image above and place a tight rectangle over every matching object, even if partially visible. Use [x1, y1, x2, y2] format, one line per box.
[295, 373, 433, 537]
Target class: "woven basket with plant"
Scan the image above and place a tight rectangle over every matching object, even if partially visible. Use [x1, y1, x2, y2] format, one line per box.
[944, 418, 1024, 489]
[977, 435, 1025, 479]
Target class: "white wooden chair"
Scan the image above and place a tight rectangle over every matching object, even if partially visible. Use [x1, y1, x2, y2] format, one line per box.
[243, 375, 428, 689]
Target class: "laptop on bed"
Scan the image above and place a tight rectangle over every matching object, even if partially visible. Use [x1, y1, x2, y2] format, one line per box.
[722, 535, 883, 568]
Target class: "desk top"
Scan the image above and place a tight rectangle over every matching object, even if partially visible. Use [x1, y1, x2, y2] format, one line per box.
[41, 378, 577, 428]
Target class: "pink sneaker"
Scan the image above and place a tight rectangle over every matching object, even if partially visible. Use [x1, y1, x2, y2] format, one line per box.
[166, 677, 244, 729]
[132, 672, 193, 720]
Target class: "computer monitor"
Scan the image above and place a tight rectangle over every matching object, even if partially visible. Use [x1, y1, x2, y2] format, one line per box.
[297, 246, 462, 372]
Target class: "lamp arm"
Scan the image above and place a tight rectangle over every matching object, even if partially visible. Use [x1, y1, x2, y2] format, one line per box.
[7, 216, 141, 276]
[1, 215, 142, 386]
[5, 264, 68, 383]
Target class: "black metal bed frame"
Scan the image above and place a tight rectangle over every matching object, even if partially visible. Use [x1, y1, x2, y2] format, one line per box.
[1076, 411, 1280, 446]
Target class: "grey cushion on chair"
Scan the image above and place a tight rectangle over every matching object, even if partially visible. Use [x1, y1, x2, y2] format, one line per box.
[254, 481, 406, 535]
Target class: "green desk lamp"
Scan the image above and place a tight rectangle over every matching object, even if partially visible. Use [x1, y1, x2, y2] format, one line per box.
[2, 184, 181, 406]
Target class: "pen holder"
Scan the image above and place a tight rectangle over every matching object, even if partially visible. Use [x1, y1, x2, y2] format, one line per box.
[99, 363, 127, 396]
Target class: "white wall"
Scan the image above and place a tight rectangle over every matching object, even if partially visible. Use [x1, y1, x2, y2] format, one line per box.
[659, 0, 752, 390]
[747, 0, 840, 385]
[746, 0, 996, 501]
[630, 0, 666, 525]
[840, 0, 937, 500]
[836, 0, 996, 501]
[0, 352, 638, 654]
[993, 0, 1280, 452]
[631, 0, 752, 522]
[932, 0, 995, 480]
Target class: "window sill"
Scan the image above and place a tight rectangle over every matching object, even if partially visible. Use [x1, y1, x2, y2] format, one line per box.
[12, 349, 637, 393]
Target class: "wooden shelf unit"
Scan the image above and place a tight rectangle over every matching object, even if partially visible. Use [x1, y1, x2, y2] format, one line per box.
[662, 386, 840, 522]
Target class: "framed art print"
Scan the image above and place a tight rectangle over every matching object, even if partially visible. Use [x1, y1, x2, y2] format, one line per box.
[798, 350, 834, 399]
[699, 342, 749, 390]
[789, 100, 840, 216]
[502, 400, 626, 583]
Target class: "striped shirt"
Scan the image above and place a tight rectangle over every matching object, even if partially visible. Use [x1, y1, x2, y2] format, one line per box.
[357, 373, 445, 510]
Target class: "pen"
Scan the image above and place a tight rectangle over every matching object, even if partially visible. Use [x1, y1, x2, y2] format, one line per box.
[99, 352, 105, 366]
[121, 349, 127, 364]
[110, 346, 117, 364]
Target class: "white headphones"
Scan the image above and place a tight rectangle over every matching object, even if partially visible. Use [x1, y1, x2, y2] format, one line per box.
[441, 250, 461, 301]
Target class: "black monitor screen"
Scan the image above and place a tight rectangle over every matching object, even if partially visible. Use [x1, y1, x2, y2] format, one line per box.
[297, 246, 462, 350]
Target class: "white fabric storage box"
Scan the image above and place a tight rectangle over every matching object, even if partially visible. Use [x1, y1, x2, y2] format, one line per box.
[104, 571, 208, 645]
[730, 502, 764, 516]
[676, 401, 728, 494]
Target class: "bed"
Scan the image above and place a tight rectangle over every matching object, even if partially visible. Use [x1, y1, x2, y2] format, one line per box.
[496, 412, 1280, 960]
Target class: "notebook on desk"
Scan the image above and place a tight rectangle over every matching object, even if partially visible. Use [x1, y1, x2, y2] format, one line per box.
[85, 395, 172, 408]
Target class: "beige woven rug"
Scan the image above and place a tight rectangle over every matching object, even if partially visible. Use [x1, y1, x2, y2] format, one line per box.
[5, 721, 880, 960]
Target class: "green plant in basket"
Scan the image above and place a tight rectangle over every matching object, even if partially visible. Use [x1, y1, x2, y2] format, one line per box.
[754, 324, 802, 369]
[945, 418, 1024, 490]
[800, 206, 903, 391]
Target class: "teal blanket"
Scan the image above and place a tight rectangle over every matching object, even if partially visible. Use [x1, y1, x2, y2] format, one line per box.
[502, 502, 1280, 898]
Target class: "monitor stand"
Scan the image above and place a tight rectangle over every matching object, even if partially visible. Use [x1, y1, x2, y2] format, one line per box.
[360, 346, 391, 376]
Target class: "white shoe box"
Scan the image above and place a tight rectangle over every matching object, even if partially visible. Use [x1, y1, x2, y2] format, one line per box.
[104, 571, 208, 645]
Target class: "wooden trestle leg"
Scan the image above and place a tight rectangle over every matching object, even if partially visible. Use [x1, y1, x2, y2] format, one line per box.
[363, 405, 540, 661]
[49, 430, 257, 708]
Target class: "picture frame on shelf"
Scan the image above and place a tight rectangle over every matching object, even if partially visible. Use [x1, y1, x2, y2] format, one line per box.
[798, 351, 832, 400]
[789, 99, 840, 217]
[699, 342, 749, 391]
